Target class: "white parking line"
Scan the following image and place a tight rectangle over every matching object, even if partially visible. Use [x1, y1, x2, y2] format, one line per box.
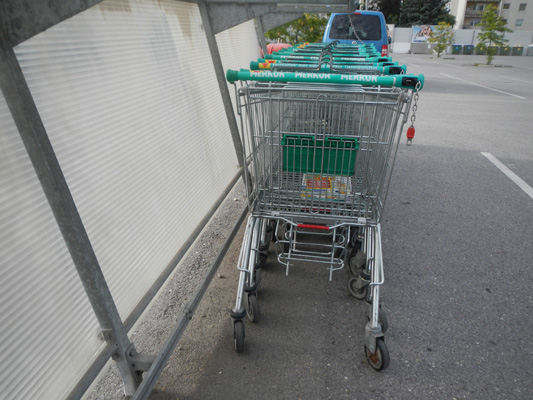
[482, 152, 533, 200]
[441, 73, 526, 99]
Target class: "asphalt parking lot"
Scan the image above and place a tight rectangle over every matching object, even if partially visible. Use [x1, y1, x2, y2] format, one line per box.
[149, 54, 533, 400]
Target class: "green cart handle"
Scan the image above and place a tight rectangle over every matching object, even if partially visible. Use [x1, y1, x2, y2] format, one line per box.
[256, 58, 398, 67]
[226, 69, 424, 90]
[249, 61, 407, 75]
[266, 54, 392, 63]
[288, 49, 381, 58]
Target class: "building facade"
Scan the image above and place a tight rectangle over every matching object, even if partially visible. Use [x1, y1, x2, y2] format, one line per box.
[449, 0, 533, 30]
[500, 0, 533, 29]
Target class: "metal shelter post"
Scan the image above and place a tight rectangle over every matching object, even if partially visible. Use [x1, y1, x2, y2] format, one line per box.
[255, 17, 268, 57]
[198, 1, 246, 174]
[0, 45, 154, 397]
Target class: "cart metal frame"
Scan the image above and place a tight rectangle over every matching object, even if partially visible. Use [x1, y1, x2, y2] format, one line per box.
[228, 67, 420, 370]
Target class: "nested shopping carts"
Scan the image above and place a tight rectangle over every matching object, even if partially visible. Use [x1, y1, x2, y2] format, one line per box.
[226, 42, 423, 370]
[254, 41, 405, 76]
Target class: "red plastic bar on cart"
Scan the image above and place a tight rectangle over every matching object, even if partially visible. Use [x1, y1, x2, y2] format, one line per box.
[297, 224, 330, 230]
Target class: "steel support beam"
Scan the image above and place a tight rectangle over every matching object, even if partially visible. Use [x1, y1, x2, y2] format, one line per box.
[0, 45, 152, 397]
[0, 1, 351, 47]
[0, 0, 104, 48]
[204, 2, 350, 34]
[255, 17, 268, 56]
[259, 12, 303, 32]
[206, 2, 272, 34]
[198, 1, 246, 173]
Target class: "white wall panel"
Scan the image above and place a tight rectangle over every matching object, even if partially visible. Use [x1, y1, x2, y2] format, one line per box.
[217, 20, 262, 72]
[0, 93, 104, 399]
[14, 0, 240, 323]
[217, 20, 262, 157]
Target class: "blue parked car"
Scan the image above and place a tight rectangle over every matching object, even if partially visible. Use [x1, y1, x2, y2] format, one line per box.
[322, 11, 390, 56]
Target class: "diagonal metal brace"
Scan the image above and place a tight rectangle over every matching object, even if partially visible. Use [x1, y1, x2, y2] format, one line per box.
[125, 344, 156, 374]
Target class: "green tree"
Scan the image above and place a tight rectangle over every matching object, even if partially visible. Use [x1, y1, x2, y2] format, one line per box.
[370, 0, 402, 24]
[428, 22, 454, 57]
[477, 4, 513, 65]
[265, 13, 329, 44]
[398, 0, 455, 27]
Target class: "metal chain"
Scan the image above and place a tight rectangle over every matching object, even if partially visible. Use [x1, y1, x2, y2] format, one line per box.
[410, 81, 422, 126]
[406, 81, 422, 146]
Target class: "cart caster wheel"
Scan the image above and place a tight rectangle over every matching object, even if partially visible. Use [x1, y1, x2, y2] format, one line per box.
[260, 223, 273, 250]
[350, 236, 361, 251]
[348, 250, 365, 276]
[245, 268, 261, 292]
[348, 276, 367, 300]
[256, 253, 267, 269]
[350, 226, 364, 243]
[365, 338, 390, 371]
[246, 293, 261, 323]
[348, 258, 363, 276]
[259, 237, 271, 252]
[282, 224, 292, 252]
[268, 220, 276, 235]
[271, 221, 278, 243]
[234, 320, 245, 353]
[367, 308, 389, 334]
[253, 268, 261, 287]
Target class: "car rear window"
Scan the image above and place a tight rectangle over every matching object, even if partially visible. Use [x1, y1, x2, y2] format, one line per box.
[329, 14, 382, 41]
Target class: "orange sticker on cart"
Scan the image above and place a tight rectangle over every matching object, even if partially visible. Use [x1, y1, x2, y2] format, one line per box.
[301, 174, 353, 201]
[306, 176, 332, 189]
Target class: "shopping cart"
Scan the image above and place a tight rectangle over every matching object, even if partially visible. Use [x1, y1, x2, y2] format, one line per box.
[250, 59, 405, 75]
[226, 64, 423, 370]
[257, 42, 401, 74]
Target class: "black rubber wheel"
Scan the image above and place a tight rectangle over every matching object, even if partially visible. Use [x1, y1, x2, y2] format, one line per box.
[245, 268, 261, 292]
[350, 237, 362, 252]
[259, 234, 271, 251]
[348, 248, 365, 276]
[348, 276, 367, 300]
[271, 221, 278, 243]
[234, 320, 245, 353]
[253, 268, 261, 287]
[256, 253, 267, 270]
[246, 293, 261, 322]
[365, 338, 390, 371]
[349, 228, 362, 247]
[367, 308, 389, 334]
[348, 257, 364, 276]
[283, 224, 292, 253]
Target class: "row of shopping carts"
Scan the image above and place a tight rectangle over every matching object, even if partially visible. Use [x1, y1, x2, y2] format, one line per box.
[225, 41, 423, 370]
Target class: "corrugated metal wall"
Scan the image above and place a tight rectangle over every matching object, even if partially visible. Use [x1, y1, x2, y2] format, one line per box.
[1, 0, 260, 398]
